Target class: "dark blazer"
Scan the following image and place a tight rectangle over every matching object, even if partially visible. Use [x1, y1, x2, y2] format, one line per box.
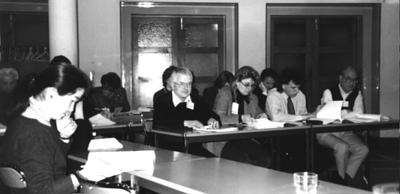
[153, 91, 220, 129]
[0, 116, 75, 194]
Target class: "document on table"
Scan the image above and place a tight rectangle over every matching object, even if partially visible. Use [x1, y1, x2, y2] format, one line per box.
[248, 118, 285, 129]
[87, 138, 123, 151]
[342, 113, 382, 123]
[89, 113, 116, 126]
[194, 125, 238, 133]
[313, 101, 343, 124]
[79, 150, 156, 182]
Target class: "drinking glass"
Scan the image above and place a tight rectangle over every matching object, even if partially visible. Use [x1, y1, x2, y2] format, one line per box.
[293, 172, 318, 193]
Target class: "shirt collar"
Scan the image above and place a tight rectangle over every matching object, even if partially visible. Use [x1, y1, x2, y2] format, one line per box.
[338, 84, 351, 97]
[172, 92, 192, 107]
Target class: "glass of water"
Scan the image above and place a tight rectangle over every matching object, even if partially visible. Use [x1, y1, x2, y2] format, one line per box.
[293, 172, 318, 193]
[373, 183, 399, 194]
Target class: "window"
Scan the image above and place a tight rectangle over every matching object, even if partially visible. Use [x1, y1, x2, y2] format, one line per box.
[121, 2, 238, 109]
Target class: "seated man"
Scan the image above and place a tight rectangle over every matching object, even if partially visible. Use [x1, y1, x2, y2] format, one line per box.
[267, 69, 309, 122]
[317, 66, 368, 187]
[88, 72, 130, 112]
[153, 67, 220, 156]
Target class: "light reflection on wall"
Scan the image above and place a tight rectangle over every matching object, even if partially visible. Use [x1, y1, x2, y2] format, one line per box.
[137, 53, 171, 107]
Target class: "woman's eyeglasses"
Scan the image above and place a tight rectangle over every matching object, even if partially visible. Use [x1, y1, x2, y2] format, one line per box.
[240, 81, 255, 88]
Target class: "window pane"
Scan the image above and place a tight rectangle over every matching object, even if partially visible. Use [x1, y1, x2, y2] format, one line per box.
[274, 20, 306, 48]
[185, 53, 218, 77]
[184, 23, 218, 47]
[137, 20, 172, 48]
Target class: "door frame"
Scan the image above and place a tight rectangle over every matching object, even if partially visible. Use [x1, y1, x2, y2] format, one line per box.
[266, 3, 381, 113]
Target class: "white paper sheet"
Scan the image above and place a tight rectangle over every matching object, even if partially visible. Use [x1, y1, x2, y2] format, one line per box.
[194, 126, 238, 133]
[89, 113, 116, 126]
[79, 150, 156, 182]
[247, 118, 285, 129]
[316, 101, 344, 120]
[342, 113, 382, 123]
[87, 138, 123, 151]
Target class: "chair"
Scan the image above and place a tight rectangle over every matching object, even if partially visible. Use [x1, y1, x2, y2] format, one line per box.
[79, 179, 135, 194]
[0, 165, 27, 189]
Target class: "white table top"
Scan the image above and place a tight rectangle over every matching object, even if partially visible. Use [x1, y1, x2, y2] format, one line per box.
[133, 158, 371, 194]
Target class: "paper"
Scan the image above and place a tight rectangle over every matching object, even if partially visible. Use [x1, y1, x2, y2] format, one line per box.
[0, 123, 6, 136]
[317, 101, 344, 120]
[342, 113, 382, 123]
[194, 125, 238, 133]
[89, 113, 116, 126]
[248, 118, 285, 129]
[79, 150, 155, 182]
[88, 138, 123, 151]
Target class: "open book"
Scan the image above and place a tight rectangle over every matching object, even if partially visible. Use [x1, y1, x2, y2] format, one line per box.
[309, 101, 344, 124]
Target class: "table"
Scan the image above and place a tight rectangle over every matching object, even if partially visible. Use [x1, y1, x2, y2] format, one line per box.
[152, 120, 399, 171]
[68, 140, 203, 165]
[132, 157, 371, 194]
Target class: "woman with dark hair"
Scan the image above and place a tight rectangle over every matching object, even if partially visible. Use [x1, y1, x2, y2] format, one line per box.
[208, 66, 271, 167]
[0, 63, 90, 194]
[89, 72, 130, 112]
[202, 71, 234, 109]
[254, 68, 279, 115]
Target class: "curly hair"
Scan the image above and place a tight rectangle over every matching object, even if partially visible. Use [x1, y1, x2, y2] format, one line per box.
[234, 66, 260, 84]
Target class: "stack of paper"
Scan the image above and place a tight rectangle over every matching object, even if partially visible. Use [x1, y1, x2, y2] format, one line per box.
[194, 126, 238, 133]
[87, 138, 123, 151]
[248, 118, 285, 129]
[312, 101, 344, 124]
[89, 113, 116, 126]
[342, 113, 382, 123]
[79, 150, 156, 182]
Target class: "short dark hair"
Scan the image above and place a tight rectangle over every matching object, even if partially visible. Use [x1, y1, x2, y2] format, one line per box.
[162, 66, 177, 87]
[214, 71, 234, 89]
[50, 55, 72, 66]
[279, 68, 303, 91]
[260, 68, 278, 83]
[101, 72, 122, 89]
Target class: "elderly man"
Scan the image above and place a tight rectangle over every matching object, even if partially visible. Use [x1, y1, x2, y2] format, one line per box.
[153, 66, 220, 156]
[317, 66, 368, 188]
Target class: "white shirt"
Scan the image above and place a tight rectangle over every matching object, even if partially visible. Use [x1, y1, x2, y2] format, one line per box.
[321, 84, 364, 114]
[172, 92, 192, 107]
[267, 90, 308, 122]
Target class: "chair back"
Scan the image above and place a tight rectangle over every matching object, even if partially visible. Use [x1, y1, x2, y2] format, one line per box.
[0, 165, 27, 189]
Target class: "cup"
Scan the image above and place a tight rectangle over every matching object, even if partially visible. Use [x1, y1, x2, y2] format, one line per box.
[293, 172, 318, 193]
[373, 183, 399, 194]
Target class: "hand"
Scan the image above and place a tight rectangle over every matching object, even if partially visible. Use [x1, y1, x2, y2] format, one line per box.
[259, 83, 267, 94]
[256, 113, 268, 119]
[56, 113, 77, 139]
[241, 114, 256, 124]
[183, 120, 204, 129]
[207, 118, 220, 129]
[74, 101, 84, 120]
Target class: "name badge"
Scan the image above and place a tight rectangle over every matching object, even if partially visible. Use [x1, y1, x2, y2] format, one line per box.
[342, 101, 349, 108]
[231, 102, 239, 115]
[186, 102, 194, 110]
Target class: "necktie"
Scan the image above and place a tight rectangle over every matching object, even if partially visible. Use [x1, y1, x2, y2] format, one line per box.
[287, 96, 295, 115]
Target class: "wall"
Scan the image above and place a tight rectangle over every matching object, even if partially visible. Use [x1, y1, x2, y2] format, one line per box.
[77, 0, 399, 134]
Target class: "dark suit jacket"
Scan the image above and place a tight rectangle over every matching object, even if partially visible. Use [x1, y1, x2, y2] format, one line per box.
[153, 91, 220, 129]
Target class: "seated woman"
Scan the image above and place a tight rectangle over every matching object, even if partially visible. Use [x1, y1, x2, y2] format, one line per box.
[153, 67, 220, 157]
[89, 72, 130, 112]
[211, 66, 271, 167]
[253, 68, 279, 117]
[0, 63, 90, 194]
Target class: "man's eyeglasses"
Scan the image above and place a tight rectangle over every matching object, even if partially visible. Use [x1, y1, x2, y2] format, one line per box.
[342, 76, 358, 83]
[174, 82, 192, 88]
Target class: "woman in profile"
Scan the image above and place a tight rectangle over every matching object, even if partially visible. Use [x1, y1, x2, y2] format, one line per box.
[0, 63, 90, 194]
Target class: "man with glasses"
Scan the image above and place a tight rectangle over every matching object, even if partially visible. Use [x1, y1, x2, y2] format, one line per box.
[153, 67, 220, 157]
[316, 66, 368, 188]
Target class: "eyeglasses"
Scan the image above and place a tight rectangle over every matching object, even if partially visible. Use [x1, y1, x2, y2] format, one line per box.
[174, 82, 192, 88]
[342, 76, 358, 83]
[240, 81, 255, 89]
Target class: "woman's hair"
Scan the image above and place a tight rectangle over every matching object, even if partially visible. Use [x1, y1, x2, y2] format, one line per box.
[234, 66, 260, 84]
[101, 72, 122, 89]
[214, 71, 234, 89]
[11, 63, 89, 117]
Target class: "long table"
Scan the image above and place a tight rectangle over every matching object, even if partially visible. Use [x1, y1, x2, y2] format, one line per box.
[132, 157, 371, 194]
[151, 120, 399, 171]
[68, 141, 371, 194]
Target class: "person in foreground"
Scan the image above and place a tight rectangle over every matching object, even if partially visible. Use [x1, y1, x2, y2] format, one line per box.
[153, 67, 220, 156]
[317, 66, 369, 188]
[0, 63, 89, 194]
